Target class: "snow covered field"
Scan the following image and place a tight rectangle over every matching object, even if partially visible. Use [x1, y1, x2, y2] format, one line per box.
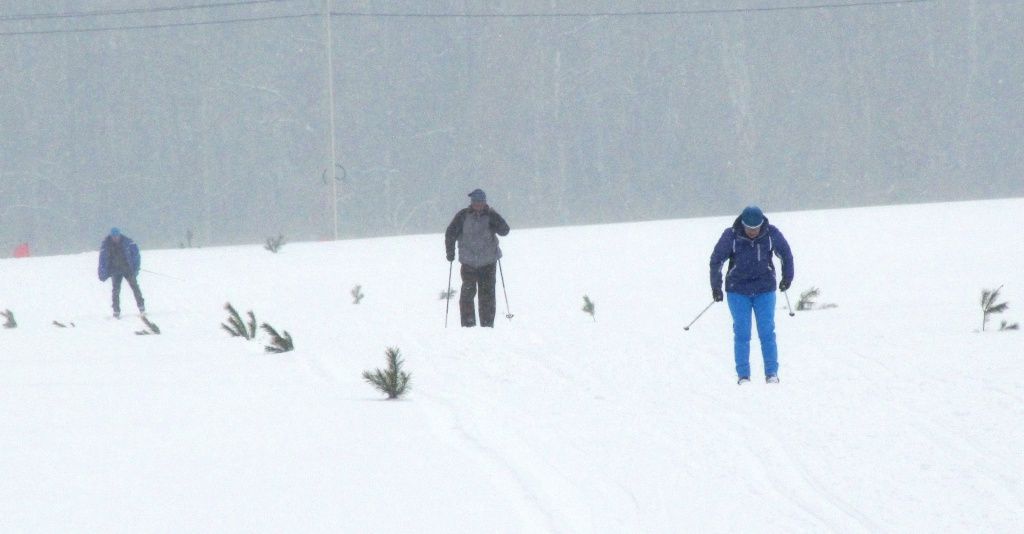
[2, 198, 1022, 533]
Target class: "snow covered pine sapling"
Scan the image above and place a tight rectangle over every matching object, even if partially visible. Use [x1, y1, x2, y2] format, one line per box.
[582, 295, 596, 321]
[221, 302, 257, 340]
[796, 287, 819, 311]
[440, 289, 456, 301]
[796, 287, 838, 311]
[264, 234, 286, 253]
[1, 309, 16, 329]
[261, 322, 294, 353]
[363, 347, 411, 399]
[351, 284, 365, 304]
[980, 286, 1018, 331]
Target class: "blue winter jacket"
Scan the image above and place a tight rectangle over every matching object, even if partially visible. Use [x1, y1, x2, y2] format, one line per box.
[710, 216, 794, 296]
[98, 236, 141, 281]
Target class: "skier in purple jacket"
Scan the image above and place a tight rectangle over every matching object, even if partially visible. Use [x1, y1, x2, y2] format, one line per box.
[710, 206, 794, 384]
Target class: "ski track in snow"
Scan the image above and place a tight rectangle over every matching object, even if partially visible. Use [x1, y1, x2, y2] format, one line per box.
[844, 346, 1022, 502]
[413, 335, 630, 533]
[740, 404, 880, 533]
[409, 342, 562, 532]
[414, 386, 561, 532]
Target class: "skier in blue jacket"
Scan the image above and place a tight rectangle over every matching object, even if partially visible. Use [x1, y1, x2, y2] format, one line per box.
[710, 206, 794, 384]
[98, 227, 145, 318]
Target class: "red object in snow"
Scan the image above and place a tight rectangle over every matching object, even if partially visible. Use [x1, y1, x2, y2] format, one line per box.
[13, 243, 30, 258]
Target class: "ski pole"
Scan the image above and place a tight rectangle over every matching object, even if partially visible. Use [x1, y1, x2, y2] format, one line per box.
[683, 300, 716, 331]
[497, 259, 514, 320]
[444, 261, 453, 328]
[783, 290, 795, 317]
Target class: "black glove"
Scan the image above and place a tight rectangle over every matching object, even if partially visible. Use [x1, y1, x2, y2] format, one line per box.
[779, 279, 791, 292]
[712, 288, 724, 302]
[446, 252, 455, 262]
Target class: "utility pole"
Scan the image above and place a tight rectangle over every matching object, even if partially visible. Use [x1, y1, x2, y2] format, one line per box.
[324, 0, 339, 240]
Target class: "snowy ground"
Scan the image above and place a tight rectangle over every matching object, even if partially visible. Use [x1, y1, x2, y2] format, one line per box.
[2, 198, 1022, 533]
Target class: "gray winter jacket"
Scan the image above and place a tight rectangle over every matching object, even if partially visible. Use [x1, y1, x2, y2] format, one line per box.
[445, 206, 510, 268]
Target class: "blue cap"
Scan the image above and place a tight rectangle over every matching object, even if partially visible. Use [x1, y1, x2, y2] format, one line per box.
[468, 189, 486, 203]
[740, 206, 764, 228]
[110, 227, 121, 237]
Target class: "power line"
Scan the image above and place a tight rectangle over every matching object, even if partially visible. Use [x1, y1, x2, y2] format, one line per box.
[0, 0, 941, 37]
[328, 0, 939, 18]
[0, 12, 316, 36]
[0, 0, 299, 22]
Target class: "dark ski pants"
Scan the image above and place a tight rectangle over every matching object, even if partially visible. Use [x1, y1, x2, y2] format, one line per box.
[726, 291, 778, 378]
[460, 262, 497, 327]
[112, 274, 145, 314]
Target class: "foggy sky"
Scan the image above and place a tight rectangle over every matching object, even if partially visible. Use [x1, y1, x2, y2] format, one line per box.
[2, 0, 1022, 255]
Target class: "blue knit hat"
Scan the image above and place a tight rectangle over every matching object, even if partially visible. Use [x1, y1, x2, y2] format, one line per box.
[110, 227, 121, 237]
[740, 206, 764, 228]
[468, 189, 486, 203]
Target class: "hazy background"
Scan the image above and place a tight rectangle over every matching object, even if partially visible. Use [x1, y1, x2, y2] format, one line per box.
[2, 0, 1022, 255]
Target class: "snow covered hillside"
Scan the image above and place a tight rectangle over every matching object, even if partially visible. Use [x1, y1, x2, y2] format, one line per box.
[2, 199, 1022, 533]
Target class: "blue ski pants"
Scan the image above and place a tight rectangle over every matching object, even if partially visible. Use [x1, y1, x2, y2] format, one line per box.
[726, 291, 779, 378]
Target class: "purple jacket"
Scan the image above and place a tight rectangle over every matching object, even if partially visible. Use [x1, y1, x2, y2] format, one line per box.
[710, 216, 794, 296]
[98, 236, 141, 281]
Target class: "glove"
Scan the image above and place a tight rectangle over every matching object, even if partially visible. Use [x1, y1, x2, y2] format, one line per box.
[779, 279, 791, 292]
[446, 252, 455, 262]
[712, 288, 724, 302]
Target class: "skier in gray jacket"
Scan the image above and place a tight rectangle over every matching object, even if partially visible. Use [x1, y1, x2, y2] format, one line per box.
[445, 189, 511, 327]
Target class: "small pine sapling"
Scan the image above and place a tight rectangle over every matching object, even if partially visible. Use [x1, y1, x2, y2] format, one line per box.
[135, 315, 162, 335]
[795, 287, 837, 311]
[981, 286, 1010, 332]
[440, 289, 457, 301]
[1, 309, 16, 329]
[221, 302, 257, 339]
[261, 322, 294, 353]
[264, 234, 286, 253]
[351, 284, 365, 304]
[796, 287, 819, 311]
[999, 320, 1019, 331]
[582, 295, 596, 321]
[363, 347, 411, 399]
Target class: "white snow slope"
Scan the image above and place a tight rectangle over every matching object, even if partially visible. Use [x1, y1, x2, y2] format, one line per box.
[2, 199, 1023, 533]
